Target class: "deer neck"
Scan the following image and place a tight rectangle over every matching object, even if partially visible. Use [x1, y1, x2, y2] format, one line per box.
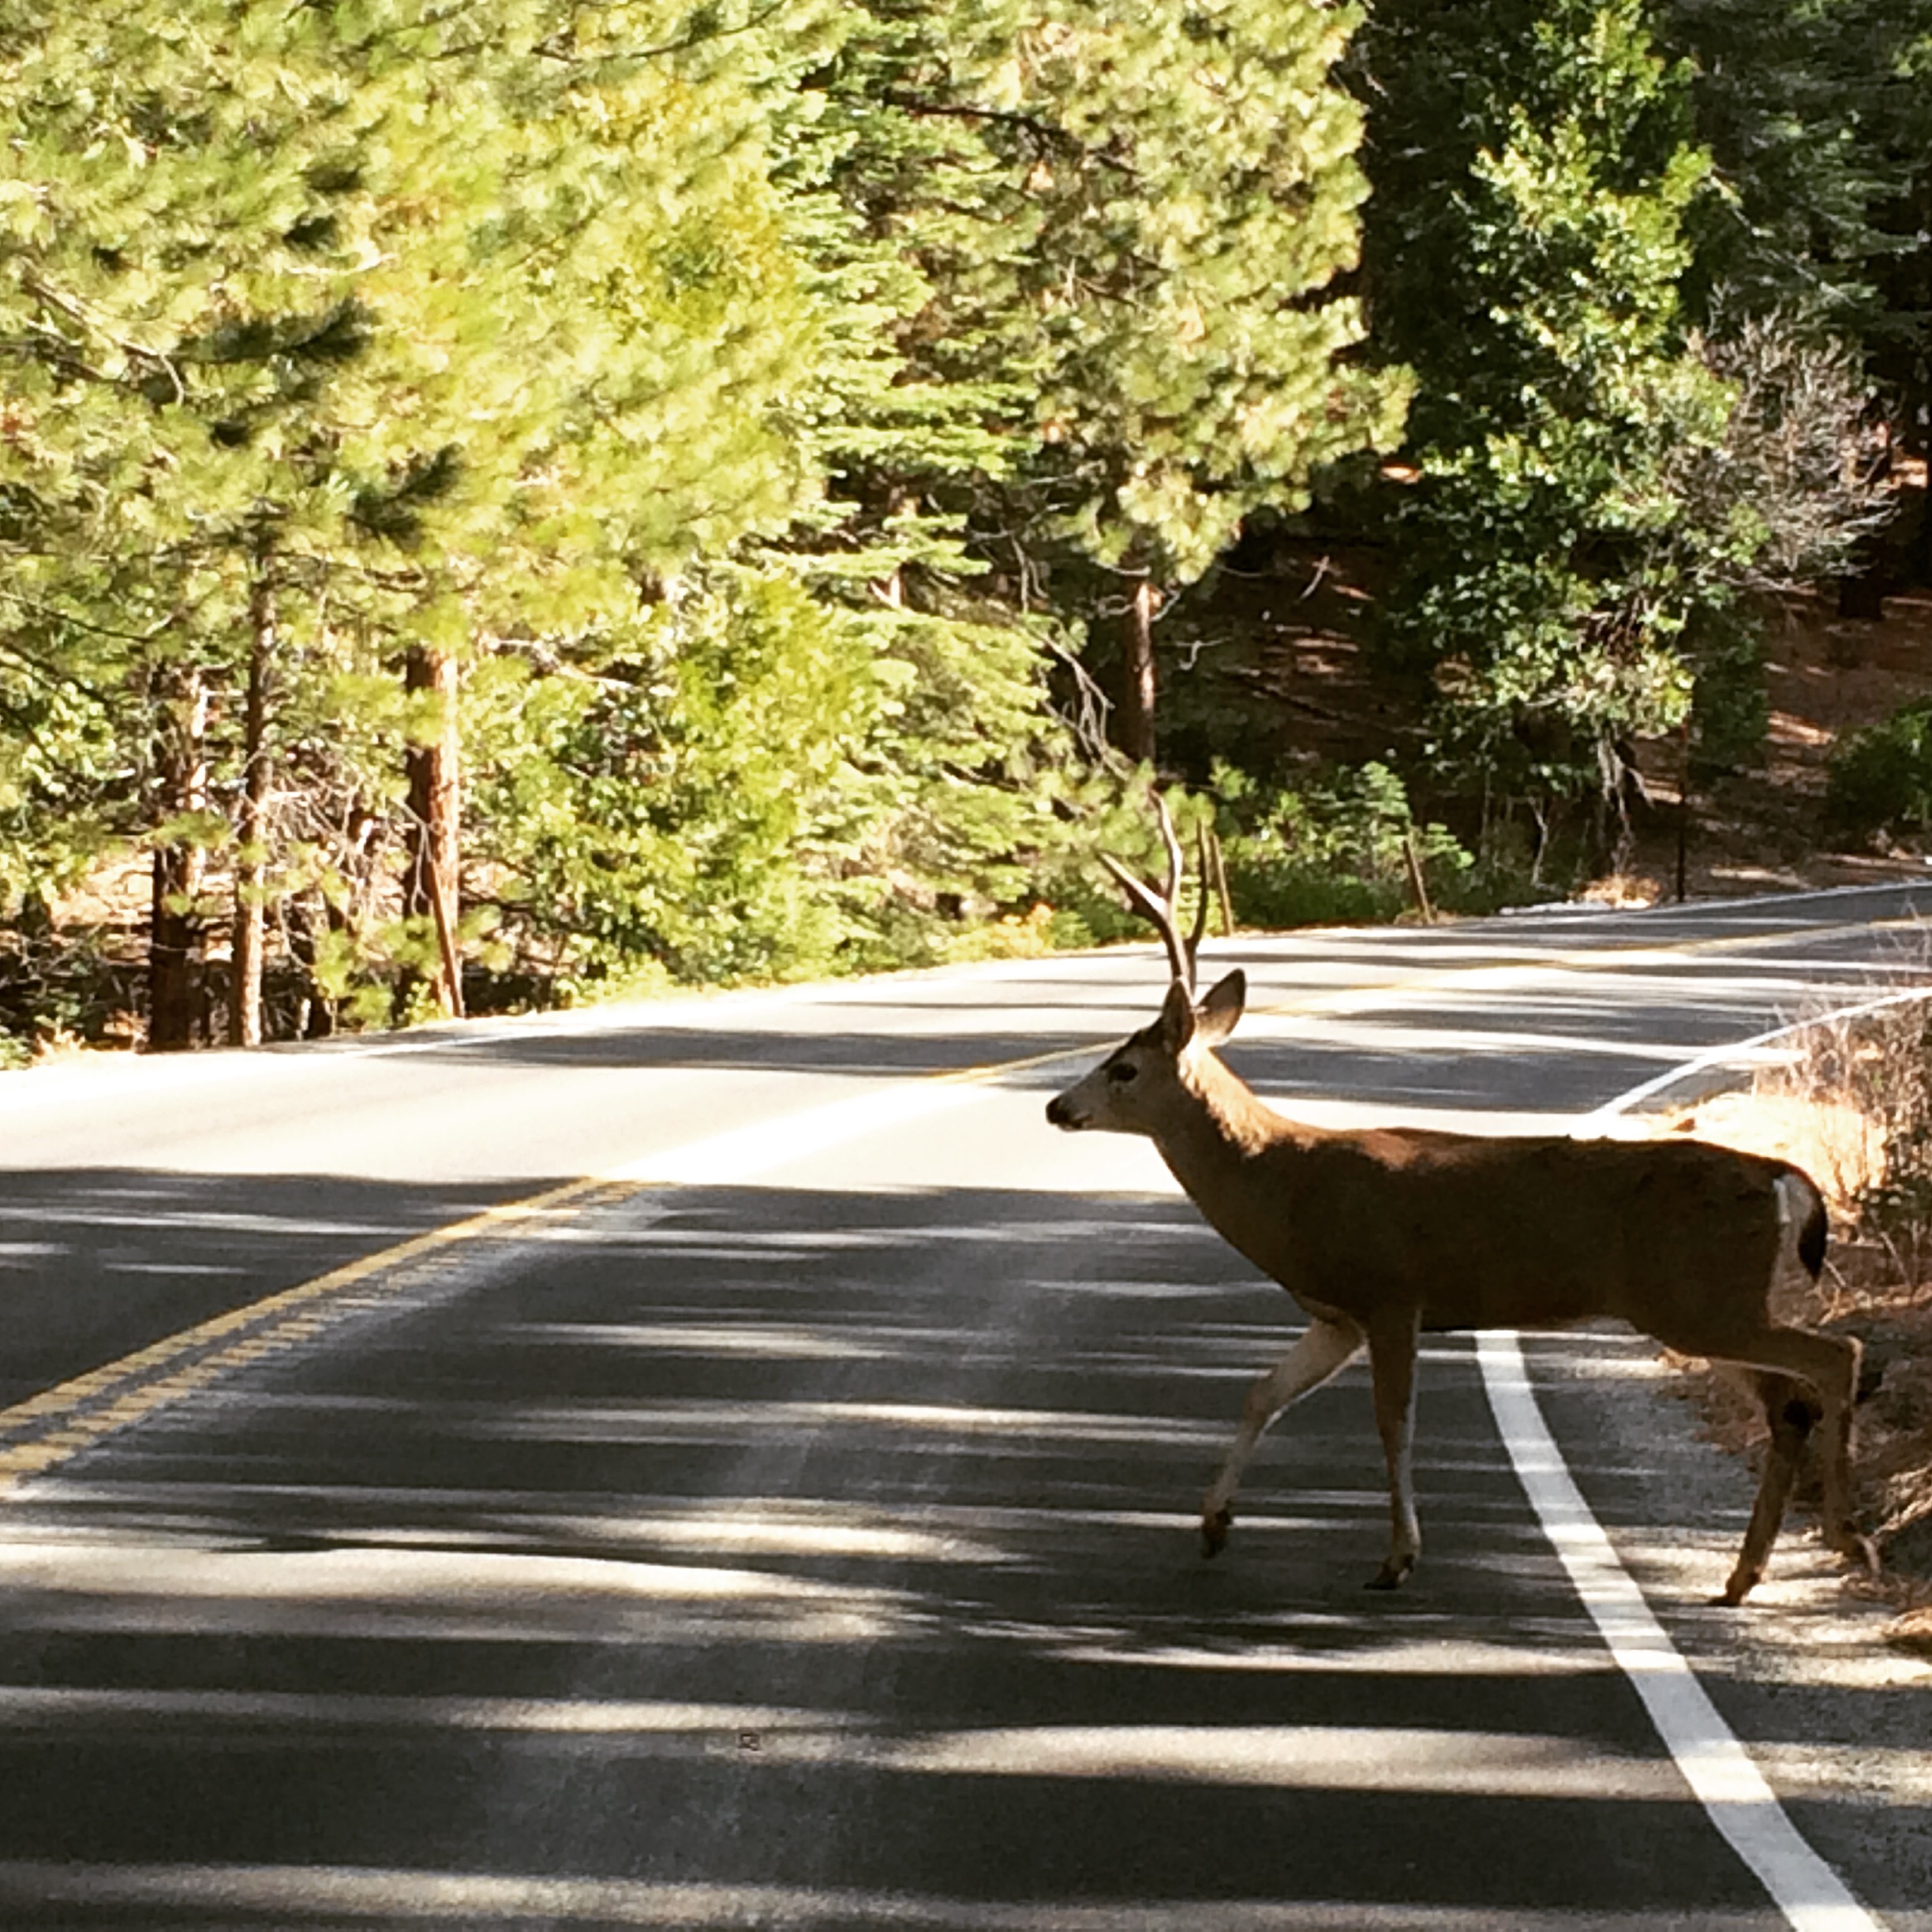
[1148, 1058, 1322, 1294]
[1155, 1050, 1301, 1208]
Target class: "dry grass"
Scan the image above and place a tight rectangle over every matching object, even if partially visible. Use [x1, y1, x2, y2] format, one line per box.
[1890, 1605, 1932, 1658]
[1578, 871, 1665, 908]
[1661, 1001, 1932, 1646]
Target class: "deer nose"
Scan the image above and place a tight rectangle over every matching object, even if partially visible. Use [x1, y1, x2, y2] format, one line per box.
[1046, 1095, 1077, 1130]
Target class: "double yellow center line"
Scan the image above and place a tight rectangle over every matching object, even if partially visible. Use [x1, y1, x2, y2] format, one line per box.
[0, 1178, 636, 1497]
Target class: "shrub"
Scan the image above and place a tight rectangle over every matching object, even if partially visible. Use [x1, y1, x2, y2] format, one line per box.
[1825, 703, 1932, 844]
[0, 905, 140, 1058]
[1213, 762, 1474, 929]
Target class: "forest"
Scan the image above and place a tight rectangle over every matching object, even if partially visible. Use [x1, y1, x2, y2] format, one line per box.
[2, 0, 1929, 1055]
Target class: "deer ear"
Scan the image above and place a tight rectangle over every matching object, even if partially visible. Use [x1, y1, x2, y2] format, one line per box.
[1158, 978, 1197, 1053]
[1194, 969, 1245, 1046]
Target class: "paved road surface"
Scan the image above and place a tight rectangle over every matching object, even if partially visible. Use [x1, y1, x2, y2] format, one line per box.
[0, 884, 1927, 1928]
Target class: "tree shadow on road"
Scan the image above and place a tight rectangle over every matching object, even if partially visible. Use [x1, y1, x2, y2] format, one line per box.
[0, 1177, 1917, 1928]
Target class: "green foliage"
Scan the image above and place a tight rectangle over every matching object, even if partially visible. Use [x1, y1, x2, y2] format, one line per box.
[1359, 2, 1717, 816]
[1046, 764, 1489, 941]
[1210, 762, 1474, 930]
[1354, 0, 1895, 863]
[822, 0, 1406, 762]
[987, 0, 1409, 586]
[1661, 0, 1932, 350]
[468, 572, 878, 987]
[0, 634, 124, 904]
[1, 0, 1088, 1039]
[8, 0, 1922, 1055]
[1825, 702, 1932, 842]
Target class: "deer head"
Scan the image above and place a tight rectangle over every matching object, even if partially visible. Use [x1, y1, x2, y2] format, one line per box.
[1045, 968, 1248, 1135]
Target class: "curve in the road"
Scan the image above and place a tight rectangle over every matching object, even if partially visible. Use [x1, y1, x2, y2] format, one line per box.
[3, 892, 1918, 1931]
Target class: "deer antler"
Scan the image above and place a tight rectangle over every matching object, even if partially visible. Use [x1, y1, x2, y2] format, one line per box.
[1101, 791, 1209, 994]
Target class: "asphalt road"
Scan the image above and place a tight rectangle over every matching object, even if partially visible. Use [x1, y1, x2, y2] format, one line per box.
[0, 883, 1929, 1929]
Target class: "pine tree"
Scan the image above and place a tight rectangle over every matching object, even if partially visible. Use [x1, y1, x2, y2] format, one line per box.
[462, 3, 1076, 989]
[1657, 1, 1932, 596]
[9, 2, 1054, 1032]
[822, 0, 1406, 765]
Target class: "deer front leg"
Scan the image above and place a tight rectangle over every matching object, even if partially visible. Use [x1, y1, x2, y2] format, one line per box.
[1201, 1316, 1364, 1558]
[1365, 1305, 1423, 1590]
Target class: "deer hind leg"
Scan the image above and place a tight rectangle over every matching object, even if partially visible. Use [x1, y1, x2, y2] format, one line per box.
[1365, 1305, 1424, 1590]
[1202, 1316, 1363, 1559]
[1708, 1326, 1875, 1602]
[1717, 1372, 1816, 1606]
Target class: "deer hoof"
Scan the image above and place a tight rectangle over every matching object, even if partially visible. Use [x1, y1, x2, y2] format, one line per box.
[1841, 1530, 1881, 1578]
[1365, 1554, 1414, 1592]
[1201, 1507, 1233, 1559]
[1713, 1569, 1758, 1607]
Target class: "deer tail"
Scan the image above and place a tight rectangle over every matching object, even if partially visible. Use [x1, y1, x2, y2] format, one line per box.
[1778, 1167, 1828, 1281]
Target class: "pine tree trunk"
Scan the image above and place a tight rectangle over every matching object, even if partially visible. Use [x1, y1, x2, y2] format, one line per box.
[1118, 577, 1159, 764]
[147, 665, 208, 1053]
[403, 645, 465, 1019]
[229, 556, 275, 1046]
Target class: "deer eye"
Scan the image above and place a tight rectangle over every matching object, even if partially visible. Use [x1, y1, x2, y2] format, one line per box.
[1106, 1060, 1138, 1085]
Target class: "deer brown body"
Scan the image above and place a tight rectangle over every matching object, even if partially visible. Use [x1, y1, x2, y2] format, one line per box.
[1047, 966, 1874, 1602]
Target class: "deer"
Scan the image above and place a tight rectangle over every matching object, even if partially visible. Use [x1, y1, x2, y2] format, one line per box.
[1045, 807, 1877, 1603]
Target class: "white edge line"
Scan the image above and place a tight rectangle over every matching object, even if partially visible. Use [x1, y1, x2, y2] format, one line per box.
[1575, 985, 1932, 1129]
[1483, 987, 1932, 1932]
[1477, 1335, 1881, 1932]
